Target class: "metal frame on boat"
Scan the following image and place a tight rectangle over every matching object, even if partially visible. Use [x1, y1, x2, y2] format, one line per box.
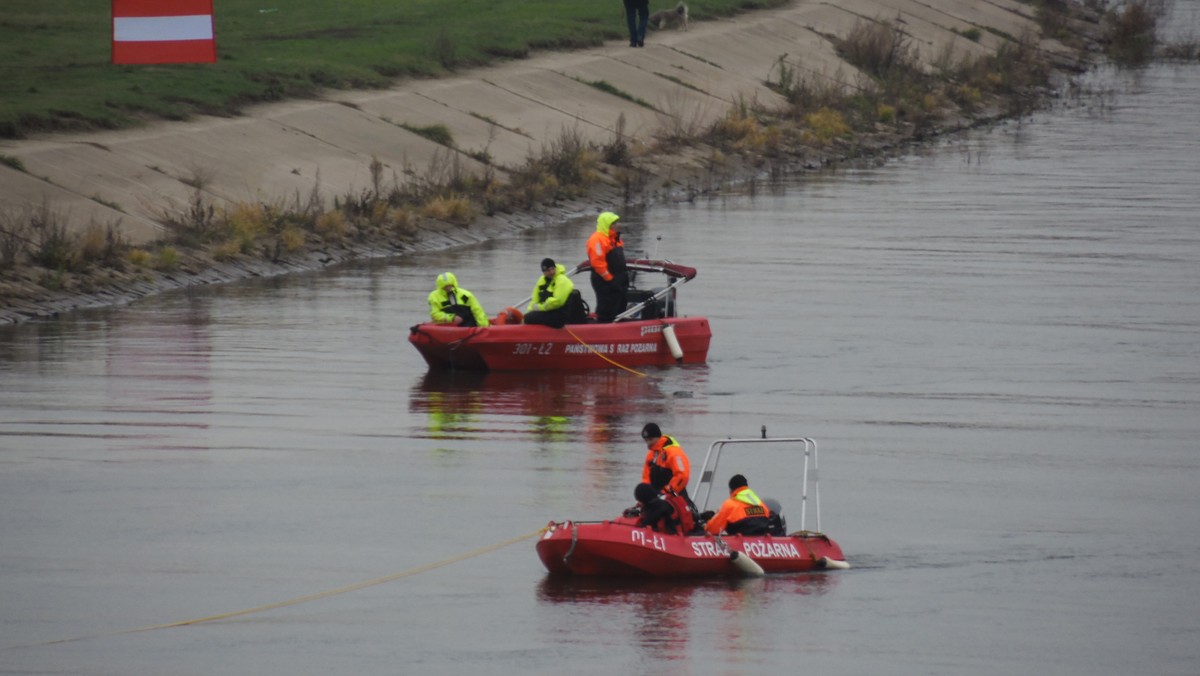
[694, 436, 823, 533]
[408, 258, 712, 371]
[536, 435, 849, 577]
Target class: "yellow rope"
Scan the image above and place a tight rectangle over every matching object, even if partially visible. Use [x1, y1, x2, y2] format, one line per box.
[563, 326, 648, 377]
[5, 527, 546, 651]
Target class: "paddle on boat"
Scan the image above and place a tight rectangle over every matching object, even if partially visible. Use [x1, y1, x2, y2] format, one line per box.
[408, 258, 711, 371]
[537, 436, 850, 577]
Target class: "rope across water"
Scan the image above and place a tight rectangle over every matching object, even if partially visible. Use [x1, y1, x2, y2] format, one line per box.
[563, 326, 649, 377]
[4, 527, 547, 651]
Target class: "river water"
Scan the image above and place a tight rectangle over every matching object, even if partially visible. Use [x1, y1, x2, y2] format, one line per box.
[3, 44, 1200, 676]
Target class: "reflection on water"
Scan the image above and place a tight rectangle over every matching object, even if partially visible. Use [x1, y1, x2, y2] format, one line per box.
[537, 574, 839, 660]
[0, 305, 214, 454]
[408, 368, 701, 443]
[102, 306, 214, 452]
[536, 572, 839, 602]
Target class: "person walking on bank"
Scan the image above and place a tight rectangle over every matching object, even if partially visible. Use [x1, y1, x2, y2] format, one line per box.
[524, 258, 574, 328]
[427, 271, 490, 328]
[588, 211, 627, 323]
[640, 423, 692, 504]
[623, 0, 649, 47]
[703, 474, 772, 536]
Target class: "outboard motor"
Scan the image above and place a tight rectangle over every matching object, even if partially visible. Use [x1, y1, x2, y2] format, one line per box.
[763, 498, 787, 536]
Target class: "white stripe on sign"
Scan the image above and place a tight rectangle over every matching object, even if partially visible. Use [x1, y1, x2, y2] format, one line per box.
[114, 15, 213, 42]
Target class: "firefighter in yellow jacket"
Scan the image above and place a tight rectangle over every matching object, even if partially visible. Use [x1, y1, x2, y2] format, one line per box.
[428, 272, 489, 327]
[524, 258, 574, 328]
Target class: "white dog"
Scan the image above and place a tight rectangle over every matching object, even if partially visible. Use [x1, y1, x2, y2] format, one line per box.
[649, 1, 689, 31]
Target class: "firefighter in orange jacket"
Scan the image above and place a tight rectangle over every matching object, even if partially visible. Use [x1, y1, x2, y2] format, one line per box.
[587, 211, 626, 323]
[704, 474, 772, 536]
[640, 422, 691, 502]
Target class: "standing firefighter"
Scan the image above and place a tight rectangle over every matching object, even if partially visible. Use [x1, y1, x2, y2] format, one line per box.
[640, 423, 692, 503]
[587, 211, 627, 323]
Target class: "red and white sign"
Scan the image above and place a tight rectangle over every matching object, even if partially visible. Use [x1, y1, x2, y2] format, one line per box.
[112, 0, 217, 65]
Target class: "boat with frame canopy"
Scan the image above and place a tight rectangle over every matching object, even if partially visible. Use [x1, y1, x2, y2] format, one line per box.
[536, 436, 849, 577]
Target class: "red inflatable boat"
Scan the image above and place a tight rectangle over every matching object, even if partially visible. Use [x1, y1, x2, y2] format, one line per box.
[537, 437, 850, 577]
[408, 259, 711, 371]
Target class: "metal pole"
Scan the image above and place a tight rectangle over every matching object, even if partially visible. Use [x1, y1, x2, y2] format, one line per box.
[800, 441, 809, 532]
[810, 438, 821, 533]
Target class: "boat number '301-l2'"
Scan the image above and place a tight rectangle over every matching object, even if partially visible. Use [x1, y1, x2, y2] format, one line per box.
[630, 530, 668, 551]
[513, 343, 553, 355]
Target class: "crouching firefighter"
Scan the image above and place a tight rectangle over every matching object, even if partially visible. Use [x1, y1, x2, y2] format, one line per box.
[633, 483, 698, 535]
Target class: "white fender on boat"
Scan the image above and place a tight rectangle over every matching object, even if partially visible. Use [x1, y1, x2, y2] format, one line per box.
[729, 551, 766, 577]
[662, 324, 684, 362]
[817, 557, 851, 570]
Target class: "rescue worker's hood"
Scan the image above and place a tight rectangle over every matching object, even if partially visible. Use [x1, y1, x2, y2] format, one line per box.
[436, 271, 458, 289]
[596, 212, 620, 236]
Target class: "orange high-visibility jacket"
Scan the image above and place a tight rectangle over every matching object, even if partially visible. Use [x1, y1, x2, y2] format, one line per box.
[642, 435, 690, 495]
[705, 486, 770, 535]
[587, 213, 622, 281]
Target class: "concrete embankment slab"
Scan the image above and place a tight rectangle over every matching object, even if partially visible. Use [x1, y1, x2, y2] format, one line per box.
[0, 163, 164, 243]
[269, 103, 489, 194]
[341, 88, 536, 171]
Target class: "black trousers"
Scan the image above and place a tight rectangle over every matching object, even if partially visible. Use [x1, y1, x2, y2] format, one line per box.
[623, 0, 649, 45]
[725, 516, 771, 536]
[524, 307, 567, 328]
[591, 272, 626, 323]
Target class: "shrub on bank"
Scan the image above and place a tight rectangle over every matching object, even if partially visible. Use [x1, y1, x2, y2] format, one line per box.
[1104, 0, 1161, 64]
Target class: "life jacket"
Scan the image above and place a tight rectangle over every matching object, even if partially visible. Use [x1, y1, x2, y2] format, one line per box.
[706, 486, 771, 535]
[725, 487, 770, 535]
[663, 493, 696, 534]
[642, 493, 695, 535]
[732, 486, 768, 518]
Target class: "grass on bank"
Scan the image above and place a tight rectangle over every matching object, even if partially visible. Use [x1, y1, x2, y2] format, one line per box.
[1, 0, 1189, 139]
[0, 0, 790, 139]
